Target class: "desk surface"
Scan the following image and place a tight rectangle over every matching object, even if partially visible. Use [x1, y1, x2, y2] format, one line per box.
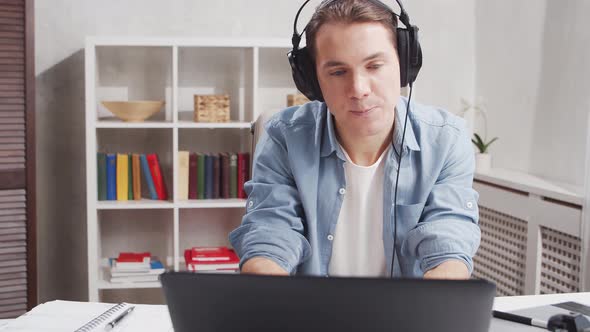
[491, 292, 590, 331]
[2, 292, 589, 331]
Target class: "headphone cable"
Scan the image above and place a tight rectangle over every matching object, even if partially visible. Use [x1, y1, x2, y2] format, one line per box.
[390, 82, 413, 277]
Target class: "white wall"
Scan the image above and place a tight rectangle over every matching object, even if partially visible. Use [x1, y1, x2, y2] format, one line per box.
[528, 0, 590, 187]
[35, 0, 477, 302]
[475, 0, 590, 187]
[474, 0, 547, 173]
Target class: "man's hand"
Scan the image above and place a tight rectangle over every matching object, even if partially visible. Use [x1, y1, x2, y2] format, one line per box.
[423, 260, 470, 280]
[241, 257, 289, 276]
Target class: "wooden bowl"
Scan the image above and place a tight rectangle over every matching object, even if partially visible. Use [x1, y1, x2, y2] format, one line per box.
[101, 101, 165, 122]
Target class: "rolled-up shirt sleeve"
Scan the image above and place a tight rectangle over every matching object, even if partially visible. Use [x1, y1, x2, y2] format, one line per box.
[402, 121, 481, 275]
[229, 121, 312, 274]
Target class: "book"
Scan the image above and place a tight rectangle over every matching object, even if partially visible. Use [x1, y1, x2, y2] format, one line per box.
[220, 153, 230, 199]
[106, 154, 117, 200]
[117, 252, 151, 263]
[178, 151, 190, 200]
[132, 154, 141, 200]
[110, 260, 165, 277]
[97, 153, 107, 201]
[229, 153, 238, 198]
[110, 275, 159, 283]
[212, 153, 220, 199]
[204, 154, 213, 199]
[184, 249, 239, 272]
[140, 154, 158, 200]
[188, 153, 198, 199]
[190, 246, 234, 261]
[116, 153, 129, 201]
[237, 152, 250, 199]
[197, 153, 205, 199]
[147, 154, 168, 200]
[128, 154, 133, 200]
[1, 300, 173, 331]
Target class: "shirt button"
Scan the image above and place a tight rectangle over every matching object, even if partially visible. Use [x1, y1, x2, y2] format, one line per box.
[338, 188, 346, 195]
[466, 201, 473, 209]
[248, 201, 254, 208]
[327, 234, 334, 241]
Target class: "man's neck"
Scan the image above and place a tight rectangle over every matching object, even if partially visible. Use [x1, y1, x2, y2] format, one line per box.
[335, 120, 395, 167]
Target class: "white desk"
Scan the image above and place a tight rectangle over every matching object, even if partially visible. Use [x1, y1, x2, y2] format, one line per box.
[491, 292, 590, 331]
[2, 292, 589, 331]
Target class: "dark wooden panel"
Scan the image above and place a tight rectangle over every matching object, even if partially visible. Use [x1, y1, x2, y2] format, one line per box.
[0, 77, 23, 85]
[0, 44, 22, 52]
[0, 97, 22, 104]
[0, 24, 23, 32]
[0, 38, 22, 46]
[0, 12, 23, 20]
[0, 169, 24, 189]
[0, 144, 24, 151]
[0, 85, 24, 91]
[0, 64, 23, 71]
[0, 17, 21, 26]
[0, 50, 23, 58]
[0, 111, 22, 117]
[0, 31, 22, 38]
[0, 104, 23, 111]
[0, 71, 23, 78]
[0, 90, 23, 97]
[0, 58, 24, 65]
[0, 1, 24, 8]
[0, 273, 26, 282]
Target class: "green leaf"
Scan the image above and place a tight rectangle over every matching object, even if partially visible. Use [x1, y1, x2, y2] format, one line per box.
[473, 133, 484, 146]
[471, 138, 485, 153]
[483, 137, 499, 151]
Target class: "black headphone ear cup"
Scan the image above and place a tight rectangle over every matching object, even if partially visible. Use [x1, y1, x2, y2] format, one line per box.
[288, 47, 324, 102]
[396, 28, 410, 88]
[396, 27, 422, 87]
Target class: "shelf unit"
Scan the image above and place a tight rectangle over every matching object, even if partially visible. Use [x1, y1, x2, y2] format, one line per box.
[85, 37, 298, 301]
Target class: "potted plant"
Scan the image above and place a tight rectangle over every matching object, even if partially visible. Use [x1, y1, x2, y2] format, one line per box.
[471, 133, 498, 173]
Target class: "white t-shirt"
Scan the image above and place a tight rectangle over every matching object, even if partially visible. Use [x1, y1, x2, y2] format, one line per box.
[328, 145, 390, 277]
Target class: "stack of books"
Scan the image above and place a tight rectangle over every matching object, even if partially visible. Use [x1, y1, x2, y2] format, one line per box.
[177, 152, 250, 200]
[109, 252, 165, 283]
[184, 246, 240, 273]
[97, 152, 168, 201]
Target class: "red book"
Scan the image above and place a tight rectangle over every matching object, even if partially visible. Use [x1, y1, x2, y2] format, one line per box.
[147, 153, 168, 200]
[190, 246, 233, 262]
[237, 153, 250, 199]
[184, 249, 239, 271]
[117, 252, 151, 263]
[188, 153, 198, 199]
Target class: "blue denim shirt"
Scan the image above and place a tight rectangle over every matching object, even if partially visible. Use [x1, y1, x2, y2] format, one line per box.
[229, 96, 481, 277]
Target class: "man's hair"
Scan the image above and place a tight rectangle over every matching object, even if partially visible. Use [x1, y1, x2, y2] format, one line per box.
[305, 0, 398, 60]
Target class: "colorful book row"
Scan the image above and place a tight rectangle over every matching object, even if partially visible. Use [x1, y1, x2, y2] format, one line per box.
[97, 153, 168, 201]
[177, 152, 250, 200]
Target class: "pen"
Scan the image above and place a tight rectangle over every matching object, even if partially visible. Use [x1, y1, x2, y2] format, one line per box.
[105, 306, 135, 330]
[492, 310, 547, 329]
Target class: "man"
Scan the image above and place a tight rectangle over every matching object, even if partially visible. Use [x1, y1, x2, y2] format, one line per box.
[229, 0, 480, 279]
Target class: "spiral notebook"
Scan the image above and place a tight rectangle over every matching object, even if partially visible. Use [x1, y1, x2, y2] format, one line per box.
[1, 300, 173, 331]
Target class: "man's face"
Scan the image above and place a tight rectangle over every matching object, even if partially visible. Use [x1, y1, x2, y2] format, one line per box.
[314, 22, 400, 139]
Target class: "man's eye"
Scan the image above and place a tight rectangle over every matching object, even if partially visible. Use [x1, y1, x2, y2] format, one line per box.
[368, 64, 383, 70]
[329, 70, 346, 76]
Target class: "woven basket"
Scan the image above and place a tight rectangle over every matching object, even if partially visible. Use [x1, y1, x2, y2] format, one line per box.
[194, 94, 230, 122]
[287, 93, 309, 107]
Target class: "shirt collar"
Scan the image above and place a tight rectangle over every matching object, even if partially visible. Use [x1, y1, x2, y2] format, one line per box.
[320, 96, 421, 158]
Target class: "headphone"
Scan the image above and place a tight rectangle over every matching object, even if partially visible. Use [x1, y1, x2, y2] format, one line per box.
[288, 0, 423, 278]
[288, 0, 423, 102]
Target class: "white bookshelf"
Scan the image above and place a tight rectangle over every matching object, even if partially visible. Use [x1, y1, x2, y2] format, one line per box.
[85, 37, 298, 301]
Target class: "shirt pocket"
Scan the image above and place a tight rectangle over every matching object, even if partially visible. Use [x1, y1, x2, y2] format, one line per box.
[395, 202, 426, 227]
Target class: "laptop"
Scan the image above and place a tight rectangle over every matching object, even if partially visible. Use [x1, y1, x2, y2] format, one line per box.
[160, 272, 496, 332]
